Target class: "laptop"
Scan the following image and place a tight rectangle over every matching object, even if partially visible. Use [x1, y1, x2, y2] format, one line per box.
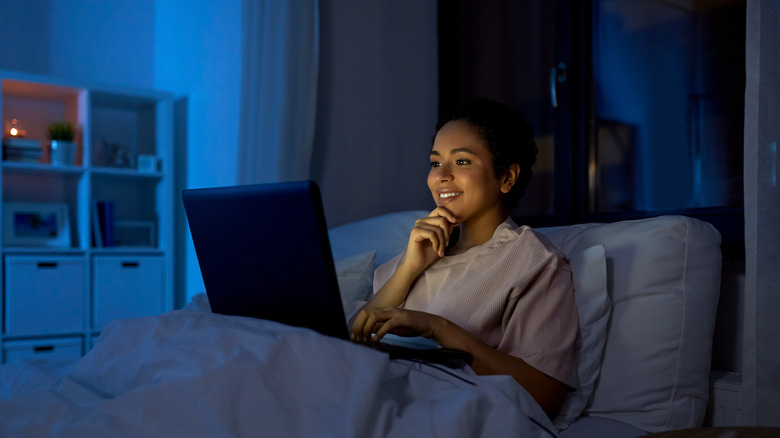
[182, 181, 471, 364]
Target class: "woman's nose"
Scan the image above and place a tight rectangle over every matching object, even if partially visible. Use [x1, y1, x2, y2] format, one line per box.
[436, 165, 453, 182]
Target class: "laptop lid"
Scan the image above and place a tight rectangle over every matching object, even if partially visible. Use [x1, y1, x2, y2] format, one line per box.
[182, 181, 349, 340]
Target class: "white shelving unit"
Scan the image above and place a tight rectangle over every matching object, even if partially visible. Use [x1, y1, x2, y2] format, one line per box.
[0, 70, 174, 363]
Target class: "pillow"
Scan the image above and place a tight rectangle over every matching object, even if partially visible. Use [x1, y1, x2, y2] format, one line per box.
[540, 216, 721, 432]
[329, 210, 428, 266]
[334, 251, 376, 317]
[554, 244, 611, 430]
[184, 253, 377, 319]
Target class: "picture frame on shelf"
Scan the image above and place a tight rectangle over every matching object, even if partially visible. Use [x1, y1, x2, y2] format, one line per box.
[2, 202, 71, 248]
[100, 140, 136, 168]
[137, 154, 160, 173]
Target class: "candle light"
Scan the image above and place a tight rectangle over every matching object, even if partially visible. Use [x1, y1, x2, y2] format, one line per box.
[5, 118, 26, 138]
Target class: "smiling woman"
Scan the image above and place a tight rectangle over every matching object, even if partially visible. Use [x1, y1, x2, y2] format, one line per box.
[349, 98, 578, 419]
[427, 121, 510, 249]
[427, 99, 537, 251]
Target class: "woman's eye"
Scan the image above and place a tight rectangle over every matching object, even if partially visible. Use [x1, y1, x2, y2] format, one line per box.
[430, 161, 441, 168]
[456, 159, 470, 165]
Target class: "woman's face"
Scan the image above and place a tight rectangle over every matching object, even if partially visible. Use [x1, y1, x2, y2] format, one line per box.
[428, 120, 505, 223]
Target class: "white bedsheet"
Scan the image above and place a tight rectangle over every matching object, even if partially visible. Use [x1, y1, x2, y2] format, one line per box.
[0, 307, 556, 438]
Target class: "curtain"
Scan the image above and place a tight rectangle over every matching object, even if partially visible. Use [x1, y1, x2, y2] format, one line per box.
[743, 0, 780, 426]
[237, 0, 319, 184]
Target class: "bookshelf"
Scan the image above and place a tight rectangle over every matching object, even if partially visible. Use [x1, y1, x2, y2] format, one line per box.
[0, 70, 174, 363]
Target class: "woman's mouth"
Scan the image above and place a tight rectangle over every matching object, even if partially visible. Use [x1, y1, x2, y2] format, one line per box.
[438, 191, 463, 204]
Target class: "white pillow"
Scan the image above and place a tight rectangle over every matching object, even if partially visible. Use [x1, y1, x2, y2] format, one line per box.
[334, 251, 376, 317]
[329, 210, 427, 266]
[540, 216, 721, 432]
[554, 244, 611, 430]
[186, 252, 377, 320]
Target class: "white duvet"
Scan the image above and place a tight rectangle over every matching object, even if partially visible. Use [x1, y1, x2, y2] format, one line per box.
[0, 302, 556, 438]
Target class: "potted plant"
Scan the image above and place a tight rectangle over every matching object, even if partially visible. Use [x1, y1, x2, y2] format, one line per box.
[47, 121, 76, 166]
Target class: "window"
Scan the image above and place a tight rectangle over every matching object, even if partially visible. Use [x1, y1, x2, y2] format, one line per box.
[438, 0, 745, 254]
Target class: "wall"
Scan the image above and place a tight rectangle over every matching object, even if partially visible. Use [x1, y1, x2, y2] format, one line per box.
[153, 0, 242, 305]
[0, 0, 156, 87]
[312, 0, 438, 227]
[743, 0, 780, 424]
[48, 1, 156, 88]
[0, 0, 50, 74]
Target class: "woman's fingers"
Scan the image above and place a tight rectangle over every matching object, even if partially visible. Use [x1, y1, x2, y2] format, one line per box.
[352, 308, 436, 344]
[361, 311, 380, 342]
[428, 206, 457, 224]
[412, 222, 448, 256]
[351, 309, 375, 343]
[427, 207, 457, 248]
[403, 207, 458, 268]
[350, 309, 367, 341]
[372, 318, 401, 343]
[351, 308, 393, 343]
[351, 309, 388, 343]
[412, 215, 456, 257]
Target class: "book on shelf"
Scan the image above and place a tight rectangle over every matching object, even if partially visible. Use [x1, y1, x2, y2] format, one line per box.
[3, 138, 43, 163]
[2, 137, 41, 150]
[3, 148, 41, 157]
[93, 200, 115, 247]
[91, 200, 103, 247]
[3, 137, 43, 163]
[2, 152, 42, 163]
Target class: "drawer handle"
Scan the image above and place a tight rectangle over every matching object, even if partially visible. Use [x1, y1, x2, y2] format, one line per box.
[34, 346, 55, 352]
[37, 262, 58, 269]
[121, 262, 140, 268]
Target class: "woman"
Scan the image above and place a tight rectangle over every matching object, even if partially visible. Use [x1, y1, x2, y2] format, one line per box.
[350, 99, 578, 418]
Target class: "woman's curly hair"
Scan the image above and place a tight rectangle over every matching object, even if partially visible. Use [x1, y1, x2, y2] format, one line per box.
[434, 98, 538, 210]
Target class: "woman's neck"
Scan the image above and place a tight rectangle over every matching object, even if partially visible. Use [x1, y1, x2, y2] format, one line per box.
[447, 208, 508, 255]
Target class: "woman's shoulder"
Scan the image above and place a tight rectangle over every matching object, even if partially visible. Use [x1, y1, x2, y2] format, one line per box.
[502, 218, 567, 261]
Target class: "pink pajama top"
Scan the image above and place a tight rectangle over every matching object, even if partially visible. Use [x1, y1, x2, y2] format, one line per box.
[373, 217, 579, 389]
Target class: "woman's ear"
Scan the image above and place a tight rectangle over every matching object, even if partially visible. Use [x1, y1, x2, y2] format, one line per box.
[500, 163, 521, 194]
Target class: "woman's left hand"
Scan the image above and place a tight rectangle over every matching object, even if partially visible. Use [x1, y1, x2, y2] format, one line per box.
[351, 307, 444, 344]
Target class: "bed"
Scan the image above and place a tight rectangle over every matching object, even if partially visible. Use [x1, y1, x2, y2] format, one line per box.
[0, 211, 722, 437]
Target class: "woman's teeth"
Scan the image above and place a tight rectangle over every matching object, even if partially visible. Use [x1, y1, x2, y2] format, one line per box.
[440, 192, 462, 198]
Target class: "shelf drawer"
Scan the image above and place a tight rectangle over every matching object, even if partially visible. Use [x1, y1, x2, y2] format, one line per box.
[4, 255, 85, 336]
[3, 337, 83, 363]
[93, 255, 164, 330]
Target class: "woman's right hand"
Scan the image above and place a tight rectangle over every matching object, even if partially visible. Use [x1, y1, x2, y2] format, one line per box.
[401, 207, 457, 273]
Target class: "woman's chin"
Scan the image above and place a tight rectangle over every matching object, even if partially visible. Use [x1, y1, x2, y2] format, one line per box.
[435, 203, 460, 217]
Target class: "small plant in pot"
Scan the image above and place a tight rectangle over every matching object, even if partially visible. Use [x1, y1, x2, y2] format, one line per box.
[47, 121, 76, 166]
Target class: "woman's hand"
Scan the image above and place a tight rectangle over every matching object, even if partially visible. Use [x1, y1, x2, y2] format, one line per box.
[350, 307, 444, 344]
[402, 207, 457, 273]
[347, 208, 457, 336]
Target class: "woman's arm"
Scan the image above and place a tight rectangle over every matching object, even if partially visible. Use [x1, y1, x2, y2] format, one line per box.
[359, 307, 567, 418]
[349, 207, 457, 334]
[432, 316, 568, 418]
[347, 261, 420, 332]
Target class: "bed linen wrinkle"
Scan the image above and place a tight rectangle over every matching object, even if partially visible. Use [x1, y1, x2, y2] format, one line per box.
[0, 307, 556, 438]
[0, 359, 61, 399]
[69, 312, 295, 395]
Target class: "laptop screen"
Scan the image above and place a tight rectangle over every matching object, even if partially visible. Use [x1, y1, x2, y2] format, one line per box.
[182, 181, 350, 340]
